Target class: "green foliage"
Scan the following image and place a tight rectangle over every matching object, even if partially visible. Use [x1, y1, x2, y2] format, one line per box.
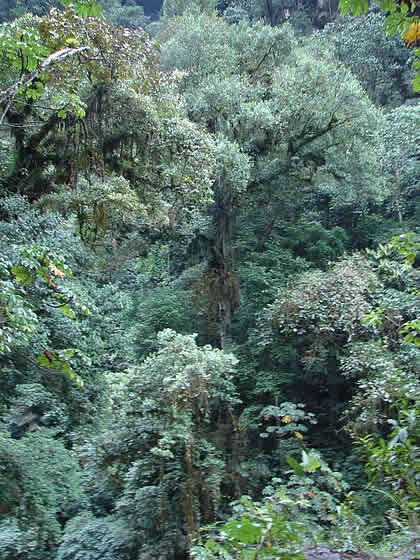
[62, 0, 103, 18]
[1, 243, 82, 332]
[125, 329, 240, 445]
[0, 254, 39, 355]
[0, 194, 111, 437]
[0, 2, 418, 558]
[79, 330, 241, 558]
[337, 235, 420, 530]
[401, 319, 420, 347]
[357, 398, 419, 527]
[193, 451, 354, 554]
[0, 239, 89, 385]
[192, 494, 305, 560]
[259, 256, 376, 352]
[315, 13, 413, 106]
[236, 241, 309, 331]
[364, 233, 420, 345]
[275, 449, 349, 526]
[270, 49, 385, 211]
[162, 0, 217, 18]
[160, 10, 385, 349]
[0, 429, 82, 559]
[338, 0, 367, 18]
[7, 382, 69, 434]
[0, 17, 49, 72]
[101, 0, 149, 28]
[338, 0, 420, 92]
[259, 402, 317, 440]
[41, 174, 146, 245]
[378, 106, 420, 222]
[56, 513, 134, 560]
[342, 339, 419, 436]
[276, 221, 348, 269]
[0, 1, 126, 115]
[131, 285, 198, 357]
[367, 232, 420, 274]
[0, 0, 60, 22]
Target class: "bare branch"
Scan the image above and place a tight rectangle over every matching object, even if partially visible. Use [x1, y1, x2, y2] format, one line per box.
[0, 46, 89, 125]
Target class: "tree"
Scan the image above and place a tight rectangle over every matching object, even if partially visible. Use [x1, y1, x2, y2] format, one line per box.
[256, 256, 377, 422]
[159, 11, 385, 347]
[192, 494, 305, 560]
[338, 0, 420, 91]
[1, 1, 418, 556]
[220, 0, 338, 28]
[198, 138, 251, 348]
[315, 12, 414, 106]
[379, 105, 420, 223]
[0, 429, 82, 559]
[0, 1, 218, 247]
[75, 330, 240, 559]
[0, 0, 59, 22]
[0, 2, 157, 194]
[161, 0, 216, 18]
[357, 397, 419, 528]
[99, 0, 150, 28]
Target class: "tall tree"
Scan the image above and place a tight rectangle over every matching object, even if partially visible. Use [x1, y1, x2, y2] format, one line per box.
[62, 330, 240, 559]
[159, 11, 386, 346]
[0, 2, 218, 245]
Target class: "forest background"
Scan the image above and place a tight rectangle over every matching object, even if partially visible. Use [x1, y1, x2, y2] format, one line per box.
[0, 0, 419, 559]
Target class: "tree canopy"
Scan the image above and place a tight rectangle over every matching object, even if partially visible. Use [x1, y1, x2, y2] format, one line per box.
[0, 2, 418, 560]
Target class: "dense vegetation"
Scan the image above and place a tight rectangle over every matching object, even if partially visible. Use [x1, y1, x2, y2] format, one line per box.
[0, 1, 418, 559]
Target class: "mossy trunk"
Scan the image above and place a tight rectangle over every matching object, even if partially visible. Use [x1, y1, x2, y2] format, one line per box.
[212, 187, 240, 349]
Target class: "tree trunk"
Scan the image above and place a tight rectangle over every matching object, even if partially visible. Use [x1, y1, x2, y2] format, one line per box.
[213, 186, 237, 349]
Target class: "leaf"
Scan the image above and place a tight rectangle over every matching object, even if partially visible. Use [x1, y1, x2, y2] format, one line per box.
[224, 517, 261, 544]
[38, 353, 52, 367]
[74, 0, 103, 18]
[11, 266, 32, 284]
[25, 87, 41, 100]
[398, 427, 408, 443]
[389, 434, 399, 449]
[59, 304, 76, 319]
[379, 0, 397, 14]
[286, 455, 305, 477]
[301, 450, 321, 472]
[65, 37, 80, 48]
[411, 72, 420, 92]
[400, 2, 409, 15]
[338, 0, 369, 16]
[408, 501, 419, 509]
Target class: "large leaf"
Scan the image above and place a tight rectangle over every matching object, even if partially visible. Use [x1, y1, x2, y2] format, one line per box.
[286, 455, 305, 477]
[11, 266, 32, 284]
[301, 451, 321, 473]
[338, 0, 369, 16]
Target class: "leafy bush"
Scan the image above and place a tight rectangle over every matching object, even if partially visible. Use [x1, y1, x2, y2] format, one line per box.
[0, 429, 82, 559]
[56, 513, 134, 560]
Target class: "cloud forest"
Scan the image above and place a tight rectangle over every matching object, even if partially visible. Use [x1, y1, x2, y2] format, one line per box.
[0, 1, 418, 559]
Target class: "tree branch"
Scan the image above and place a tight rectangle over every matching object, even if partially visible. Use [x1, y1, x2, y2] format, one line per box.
[0, 46, 89, 125]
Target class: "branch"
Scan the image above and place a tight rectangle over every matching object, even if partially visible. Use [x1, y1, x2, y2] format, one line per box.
[45, 297, 74, 309]
[289, 115, 353, 156]
[252, 42, 275, 75]
[0, 46, 89, 125]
